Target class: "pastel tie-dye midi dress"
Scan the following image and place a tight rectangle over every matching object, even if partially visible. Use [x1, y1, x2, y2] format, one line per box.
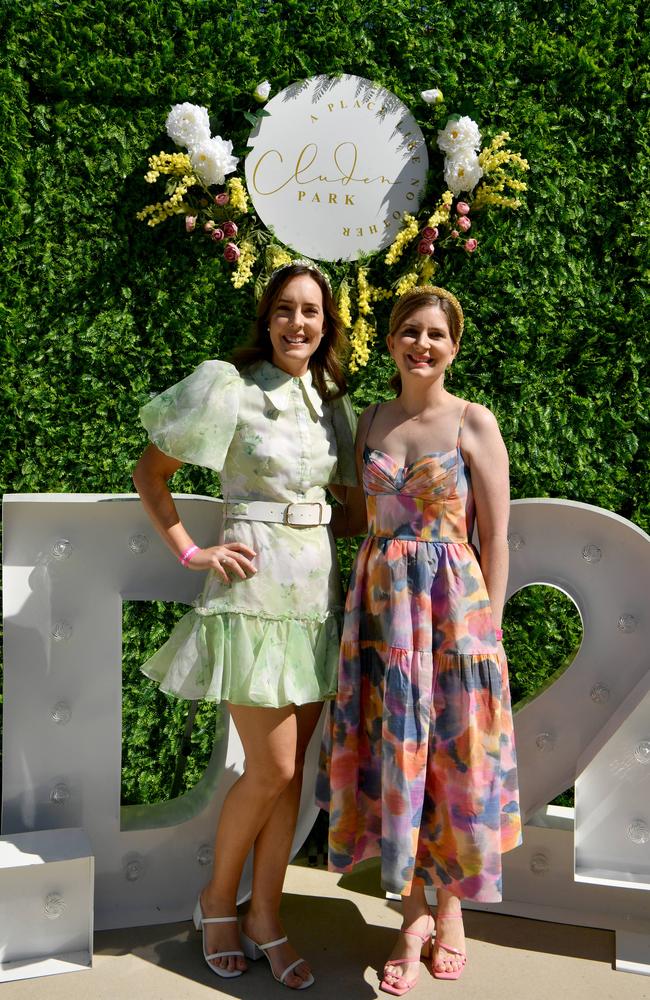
[318, 404, 522, 901]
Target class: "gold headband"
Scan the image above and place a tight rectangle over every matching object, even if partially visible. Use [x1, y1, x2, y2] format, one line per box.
[390, 285, 464, 339]
[269, 258, 332, 292]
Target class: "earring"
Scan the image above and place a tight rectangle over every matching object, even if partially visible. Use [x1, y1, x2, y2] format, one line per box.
[447, 364, 453, 380]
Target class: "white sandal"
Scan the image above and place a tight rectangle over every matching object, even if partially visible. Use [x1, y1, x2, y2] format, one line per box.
[241, 930, 315, 990]
[192, 899, 245, 979]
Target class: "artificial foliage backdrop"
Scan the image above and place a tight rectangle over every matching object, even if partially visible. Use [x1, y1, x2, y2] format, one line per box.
[1, 0, 648, 806]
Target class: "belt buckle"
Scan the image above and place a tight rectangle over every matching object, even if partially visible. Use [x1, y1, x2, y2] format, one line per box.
[285, 502, 321, 526]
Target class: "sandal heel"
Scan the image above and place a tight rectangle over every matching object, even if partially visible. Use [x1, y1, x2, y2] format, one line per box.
[240, 931, 314, 989]
[240, 932, 264, 961]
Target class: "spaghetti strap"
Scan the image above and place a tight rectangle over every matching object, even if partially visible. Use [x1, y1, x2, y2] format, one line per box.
[362, 402, 381, 454]
[456, 402, 471, 449]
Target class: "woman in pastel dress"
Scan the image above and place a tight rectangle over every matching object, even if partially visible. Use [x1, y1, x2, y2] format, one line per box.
[133, 264, 358, 991]
[319, 286, 521, 993]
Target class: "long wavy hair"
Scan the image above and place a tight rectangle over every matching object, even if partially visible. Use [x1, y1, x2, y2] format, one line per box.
[388, 290, 462, 395]
[231, 264, 347, 401]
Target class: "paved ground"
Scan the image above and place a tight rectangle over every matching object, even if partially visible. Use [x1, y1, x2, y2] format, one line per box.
[3, 862, 650, 999]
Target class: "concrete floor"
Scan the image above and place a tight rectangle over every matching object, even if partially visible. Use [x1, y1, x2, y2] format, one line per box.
[3, 862, 650, 1000]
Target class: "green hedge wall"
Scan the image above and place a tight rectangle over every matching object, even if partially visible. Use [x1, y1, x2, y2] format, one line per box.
[1, 0, 648, 805]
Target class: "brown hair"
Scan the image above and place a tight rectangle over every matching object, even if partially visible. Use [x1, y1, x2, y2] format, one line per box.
[231, 264, 347, 401]
[388, 289, 462, 394]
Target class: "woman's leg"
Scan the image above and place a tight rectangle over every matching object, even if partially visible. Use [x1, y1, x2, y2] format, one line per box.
[199, 703, 303, 974]
[433, 887, 465, 975]
[382, 880, 433, 989]
[242, 701, 324, 988]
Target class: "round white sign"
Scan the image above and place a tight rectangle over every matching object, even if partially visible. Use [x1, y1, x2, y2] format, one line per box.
[245, 75, 429, 262]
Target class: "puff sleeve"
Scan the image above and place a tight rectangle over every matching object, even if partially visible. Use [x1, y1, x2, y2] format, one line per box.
[139, 360, 240, 472]
[328, 393, 358, 486]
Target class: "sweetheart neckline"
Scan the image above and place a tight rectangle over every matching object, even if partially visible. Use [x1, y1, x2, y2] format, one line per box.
[364, 444, 458, 471]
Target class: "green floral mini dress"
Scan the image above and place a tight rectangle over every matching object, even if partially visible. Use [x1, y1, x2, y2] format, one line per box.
[139, 359, 357, 708]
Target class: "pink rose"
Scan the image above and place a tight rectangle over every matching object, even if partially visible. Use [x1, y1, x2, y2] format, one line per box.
[421, 226, 439, 241]
[215, 192, 230, 206]
[222, 220, 238, 237]
[224, 241, 241, 261]
[203, 220, 215, 232]
[464, 238, 478, 252]
[185, 215, 197, 232]
[456, 201, 470, 215]
[211, 227, 225, 241]
[417, 239, 434, 256]
[451, 229, 460, 239]
[457, 216, 471, 232]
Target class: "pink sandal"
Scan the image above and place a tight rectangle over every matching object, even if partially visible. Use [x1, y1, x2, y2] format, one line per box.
[432, 911, 466, 981]
[380, 917, 434, 996]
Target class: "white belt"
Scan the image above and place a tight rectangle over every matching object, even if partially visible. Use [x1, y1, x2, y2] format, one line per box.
[224, 500, 332, 526]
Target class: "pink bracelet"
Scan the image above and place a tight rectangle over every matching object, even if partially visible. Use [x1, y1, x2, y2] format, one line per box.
[495, 627, 504, 642]
[179, 544, 199, 567]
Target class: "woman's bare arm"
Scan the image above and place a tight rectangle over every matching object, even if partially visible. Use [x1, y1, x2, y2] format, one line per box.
[133, 443, 256, 583]
[461, 404, 510, 629]
[329, 483, 367, 537]
[330, 406, 375, 538]
[328, 405, 375, 537]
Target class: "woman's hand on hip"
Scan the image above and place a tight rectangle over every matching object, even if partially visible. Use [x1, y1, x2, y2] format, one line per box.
[188, 542, 257, 583]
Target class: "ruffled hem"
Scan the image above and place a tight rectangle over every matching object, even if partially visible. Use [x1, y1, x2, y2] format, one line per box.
[141, 607, 340, 708]
[193, 601, 339, 623]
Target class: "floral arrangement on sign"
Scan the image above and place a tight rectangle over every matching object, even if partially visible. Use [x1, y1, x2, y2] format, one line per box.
[137, 82, 528, 370]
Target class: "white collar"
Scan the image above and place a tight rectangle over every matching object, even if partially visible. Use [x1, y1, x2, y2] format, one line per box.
[251, 361, 324, 418]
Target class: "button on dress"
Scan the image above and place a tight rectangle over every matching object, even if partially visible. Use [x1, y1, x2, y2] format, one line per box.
[138, 359, 357, 708]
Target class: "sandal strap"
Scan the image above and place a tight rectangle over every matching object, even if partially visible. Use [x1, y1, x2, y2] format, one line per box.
[200, 915, 238, 925]
[258, 935, 289, 951]
[205, 949, 245, 960]
[400, 914, 434, 942]
[402, 928, 431, 942]
[385, 956, 421, 965]
[279, 957, 307, 983]
[436, 941, 466, 958]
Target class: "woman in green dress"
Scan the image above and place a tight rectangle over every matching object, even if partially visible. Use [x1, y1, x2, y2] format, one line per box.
[133, 263, 358, 990]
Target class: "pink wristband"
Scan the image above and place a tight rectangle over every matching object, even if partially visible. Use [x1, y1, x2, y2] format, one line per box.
[495, 627, 503, 642]
[179, 544, 199, 567]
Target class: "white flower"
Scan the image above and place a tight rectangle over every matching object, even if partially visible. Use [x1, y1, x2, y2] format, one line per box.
[437, 116, 482, 157]
[421, 88, 443, 105]
[190, 136, 239, 186]
[253, 80, 272, 103]
[444, 151, 484, 195]
[165, 103, 211, 148]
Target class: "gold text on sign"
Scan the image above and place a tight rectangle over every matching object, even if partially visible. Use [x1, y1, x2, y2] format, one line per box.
[251, 142, 400, 197]
[309, 98, 392, 121]
[342, 211, 405, 238]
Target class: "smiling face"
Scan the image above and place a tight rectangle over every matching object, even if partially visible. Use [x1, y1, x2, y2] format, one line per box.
[387, 303, 458, 380]
[268, 273, 326, 376]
